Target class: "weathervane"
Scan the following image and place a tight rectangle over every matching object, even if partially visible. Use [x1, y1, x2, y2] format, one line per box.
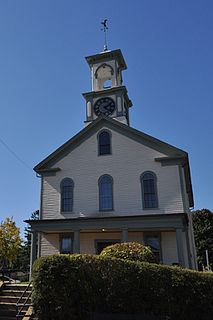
[101, 19, 108, 51]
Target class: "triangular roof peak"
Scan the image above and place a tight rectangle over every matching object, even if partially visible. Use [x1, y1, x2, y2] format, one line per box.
[34, 116, 187, 173]
[34, 116, 193, 207]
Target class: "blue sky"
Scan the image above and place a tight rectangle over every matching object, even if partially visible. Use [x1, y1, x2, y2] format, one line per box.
[0, 0, 212, 237]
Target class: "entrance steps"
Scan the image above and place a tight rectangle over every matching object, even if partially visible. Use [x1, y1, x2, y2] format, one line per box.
[0, 283, 33, 320]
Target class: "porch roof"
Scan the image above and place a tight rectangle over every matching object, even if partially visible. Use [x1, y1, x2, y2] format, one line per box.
[25, 213, 188, 233]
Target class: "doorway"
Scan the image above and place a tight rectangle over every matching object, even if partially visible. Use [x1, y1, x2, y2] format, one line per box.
[95, 240, 120, 255]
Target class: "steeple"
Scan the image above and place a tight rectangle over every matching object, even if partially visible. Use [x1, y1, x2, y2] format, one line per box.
[83, 49, 132, 126]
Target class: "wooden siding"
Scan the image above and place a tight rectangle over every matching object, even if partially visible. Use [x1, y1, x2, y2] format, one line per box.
[40, 231, 178, 266]
[42, 127, 184, 219]
[128, 231, 144, 243]
[40, 233, 59, 256]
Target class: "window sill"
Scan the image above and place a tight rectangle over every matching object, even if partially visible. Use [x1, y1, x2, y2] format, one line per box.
[61, 211, 74, 214]
[98, 153, 112, 157]
[60, 251, 73, 254]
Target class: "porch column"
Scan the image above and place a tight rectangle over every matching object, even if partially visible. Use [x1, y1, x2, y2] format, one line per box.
[30, 231, 37, 280]
[176, 228, 185, 267]
[185, 228, 192, 269]
[122, 228, 129, 242]
[37, 232, 41, 258]
[73, 230, 80, 253]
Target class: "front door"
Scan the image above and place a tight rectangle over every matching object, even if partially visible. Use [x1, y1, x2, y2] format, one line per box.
[96, 240, 119, 255]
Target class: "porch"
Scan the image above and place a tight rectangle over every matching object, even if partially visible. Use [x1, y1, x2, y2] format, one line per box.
[26, 213, 192, 275]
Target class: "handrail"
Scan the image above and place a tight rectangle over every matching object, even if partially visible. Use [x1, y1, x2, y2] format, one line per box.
[16, 281, 32, 319]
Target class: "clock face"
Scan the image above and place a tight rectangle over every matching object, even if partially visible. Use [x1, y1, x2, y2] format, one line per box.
[94, 97, 115, 116]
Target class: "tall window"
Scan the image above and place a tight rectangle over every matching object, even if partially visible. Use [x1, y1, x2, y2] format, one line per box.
[141, 171, 158, 209]
[99, 175, 113, 211]
[98, 131, 111, 155]
[144, 233, 161, 262]
[61, 178, 74, 212]
[60, 234, 73, 254]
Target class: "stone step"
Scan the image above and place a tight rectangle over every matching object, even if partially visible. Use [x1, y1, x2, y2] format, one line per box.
[0, 307, 17, 317]
[0, 283, 32, 319]
[3, 284, 32, 292]
[0, 301, 30, 312]
[0, 302, 17, 311]
[0, 296, 31, 304]
[1, 289, 32, 297]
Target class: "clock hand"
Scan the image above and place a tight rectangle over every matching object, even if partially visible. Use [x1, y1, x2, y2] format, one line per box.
[101, 101, 110, 109]
[99, 101, 111, 113]
[99, 105, 107, 113]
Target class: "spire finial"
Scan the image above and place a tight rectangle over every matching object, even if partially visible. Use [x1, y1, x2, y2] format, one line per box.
[101, 19, 108, 51]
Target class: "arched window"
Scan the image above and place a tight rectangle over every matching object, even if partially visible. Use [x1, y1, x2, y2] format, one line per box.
[99, 175, 113, 211]
[141, 172, 158, 209]
[61, 178, 74, 212]
[98, 131, 111, 155]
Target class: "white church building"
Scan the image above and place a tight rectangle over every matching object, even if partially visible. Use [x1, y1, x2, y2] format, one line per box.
[26, 48, 197, 272]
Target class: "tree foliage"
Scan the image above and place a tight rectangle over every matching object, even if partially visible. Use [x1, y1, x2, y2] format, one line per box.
[192, 209, 213, 270]
[0, 217, 22, 268]
[33, 254, 213, 320]
[15, 210, 39, 271]
[100, 242, 157, 263]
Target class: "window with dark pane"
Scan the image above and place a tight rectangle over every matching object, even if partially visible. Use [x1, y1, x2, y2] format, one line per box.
[61, 178, 74, 212]
[60, 235, 72, 254]
[99, 131, 111, 155]
[141, 172, 158, 209]
[99, 175, 113, 210]
[144, 233, 161, 262]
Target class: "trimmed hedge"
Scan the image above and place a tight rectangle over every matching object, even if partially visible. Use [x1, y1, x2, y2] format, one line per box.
[99, 242, 157, 263]
[32, 254, 213, 320]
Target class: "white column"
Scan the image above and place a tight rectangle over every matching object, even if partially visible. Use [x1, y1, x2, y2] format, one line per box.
[37, 232, 41, 258]
[185, 229, 192, 269]
[30, 231, 37, 280]
[73, 230, 80, 253]
[87, 101, 92, 118]
[117, 97, 122, 112]
[122, 228, 129, 242]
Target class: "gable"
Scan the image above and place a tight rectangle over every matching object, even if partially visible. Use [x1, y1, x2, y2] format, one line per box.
[49, 125, 166, 174]
[34, 116, 187, 172]
[34, 116, 193, 207]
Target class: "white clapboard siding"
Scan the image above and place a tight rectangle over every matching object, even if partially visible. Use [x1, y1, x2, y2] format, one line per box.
[42, 127, 184, 219]
[40, 231, 179, 266]
[40, 233, 59, 256]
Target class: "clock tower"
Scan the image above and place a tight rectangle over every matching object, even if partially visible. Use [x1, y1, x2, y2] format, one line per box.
[83, 49, 132, 126]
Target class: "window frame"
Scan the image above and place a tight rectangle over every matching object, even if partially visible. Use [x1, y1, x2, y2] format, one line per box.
[60, 178, 74, 213]
[140, 171, 158, 210]
[98, 174, 114, 211]
[97, 130, 112, 156]
[59, 233, 73, 254]
[143, 232, 162, 263]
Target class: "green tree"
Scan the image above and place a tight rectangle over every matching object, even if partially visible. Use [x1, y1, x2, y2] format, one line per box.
[15, 210, 39, 271]
[192, 209, 213, 270]
[0, 217, 22, 268]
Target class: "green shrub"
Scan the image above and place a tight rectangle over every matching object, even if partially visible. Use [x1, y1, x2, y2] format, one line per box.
[99, 242, 157, 263]
[32, 254, 213, 320]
